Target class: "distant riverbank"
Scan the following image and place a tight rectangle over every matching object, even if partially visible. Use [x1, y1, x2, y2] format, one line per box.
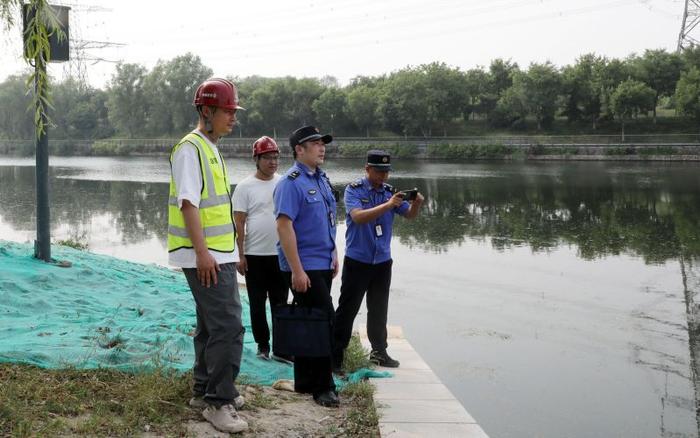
[2, 136, 700, 161]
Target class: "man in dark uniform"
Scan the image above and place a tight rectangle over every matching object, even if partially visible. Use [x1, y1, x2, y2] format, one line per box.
[332, 150, 424, 371]
[274, 125, 340, 407]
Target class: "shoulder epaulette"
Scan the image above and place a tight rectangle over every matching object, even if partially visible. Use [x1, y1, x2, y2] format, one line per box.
[349, 180, 363, 188]
[288, 170, 300, 179]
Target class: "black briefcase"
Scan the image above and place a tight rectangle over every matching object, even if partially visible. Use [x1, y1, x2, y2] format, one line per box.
[272, 301, 332, 358]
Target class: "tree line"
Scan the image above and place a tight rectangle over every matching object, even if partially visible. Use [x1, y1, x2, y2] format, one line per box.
[2, 48, 700, 142]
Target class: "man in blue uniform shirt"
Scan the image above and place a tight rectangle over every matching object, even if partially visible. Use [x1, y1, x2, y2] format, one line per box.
[274, 125, 340, 407]
[332, 149, 424, 371]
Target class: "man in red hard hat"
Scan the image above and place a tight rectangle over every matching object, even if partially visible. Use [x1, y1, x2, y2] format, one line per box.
[232, 136, 290, 364]
[167, 78, 247, 433]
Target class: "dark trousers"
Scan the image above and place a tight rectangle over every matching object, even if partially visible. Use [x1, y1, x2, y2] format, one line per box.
[282, 270, 336, 396]
[244, 255, 289, 352]
[183, 263, 244, 408]
[333, 257, 392, 367]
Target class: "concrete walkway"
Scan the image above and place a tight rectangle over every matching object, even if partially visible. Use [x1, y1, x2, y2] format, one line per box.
[361, 327, 489, 438]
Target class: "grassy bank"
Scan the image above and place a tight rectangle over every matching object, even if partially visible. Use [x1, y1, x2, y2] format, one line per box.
[0, 334, 380, 437]
[0, 364, 192, 436]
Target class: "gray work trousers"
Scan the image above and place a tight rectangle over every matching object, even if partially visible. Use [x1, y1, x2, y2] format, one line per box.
[183, 262, 244, 408]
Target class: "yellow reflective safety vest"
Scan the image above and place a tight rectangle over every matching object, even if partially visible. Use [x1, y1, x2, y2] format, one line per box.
[167, 132, 236, 253]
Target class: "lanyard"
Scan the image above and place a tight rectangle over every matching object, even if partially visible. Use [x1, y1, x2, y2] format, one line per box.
[313, 172, 335, 227]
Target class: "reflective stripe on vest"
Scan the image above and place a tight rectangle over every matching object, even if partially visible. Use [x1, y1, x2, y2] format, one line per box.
[167, 133, 235, 253]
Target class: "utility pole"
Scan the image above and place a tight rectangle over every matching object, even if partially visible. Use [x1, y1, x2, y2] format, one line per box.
[34, 52, 50, 261]
[22, 4, 70, 262]
[678, 0, 700, 52]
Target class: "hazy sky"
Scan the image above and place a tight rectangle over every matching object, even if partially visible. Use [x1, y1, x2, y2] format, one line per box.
[0, 0, 687, 88]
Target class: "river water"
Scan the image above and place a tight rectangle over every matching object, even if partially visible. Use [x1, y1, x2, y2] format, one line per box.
[1, 156, 699, 438]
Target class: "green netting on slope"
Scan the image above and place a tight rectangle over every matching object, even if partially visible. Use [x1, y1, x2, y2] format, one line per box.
[0, 240, 294, 385]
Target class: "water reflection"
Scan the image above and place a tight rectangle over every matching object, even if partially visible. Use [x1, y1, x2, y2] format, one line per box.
[0, 166, 167, 246]
[4, 163, 699, 262]
[2, 160, 700, 437]
[390, 163, 700, 262]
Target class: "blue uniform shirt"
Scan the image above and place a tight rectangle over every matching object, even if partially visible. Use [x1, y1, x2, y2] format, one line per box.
[274, 161, 337, 272]
[344, 177, 409, 265]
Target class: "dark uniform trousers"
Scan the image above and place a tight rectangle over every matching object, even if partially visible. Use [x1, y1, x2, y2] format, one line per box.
[183, 263, 244, 408]
[333, 256, 392, 367]
[244, 255, 289, 352]
[283, 270, 336, 396]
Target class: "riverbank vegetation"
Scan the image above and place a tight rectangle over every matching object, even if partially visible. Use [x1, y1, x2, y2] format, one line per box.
[3, 48, 700, 152]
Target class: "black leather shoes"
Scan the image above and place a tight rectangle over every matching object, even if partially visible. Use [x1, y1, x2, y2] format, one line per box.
[313, 390, 340, 407]
[370, 349, 400, 368]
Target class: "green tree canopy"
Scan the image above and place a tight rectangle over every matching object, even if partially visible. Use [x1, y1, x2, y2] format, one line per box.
[52, 78, 112, 140]
[346, 85, 381, 137]
[561, 54, 606, 128]
[463, 67, 489, 120]
[483, 58, 519, 123]
[518, 62, 562, 130]
[378, 68, 431, 136]
[610, 79, 655, 140]
[419, 62, 469, 136]
[631, 49, 682, 122]
[106, 63, 148, 137]
[142, 53, 212, 136]
[0, 74, 34, 139]
[490, 85, 528, 128]
[312, 87, 348, 134]
[675, 66, 700, 125]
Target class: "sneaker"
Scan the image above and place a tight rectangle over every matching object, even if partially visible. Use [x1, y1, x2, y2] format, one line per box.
[202, 403, 248, 433]
[257, 345, 271, 360]
[189, 395, 245, 410]
[370, 349, 400, 368]
[271, 353, 294, 365]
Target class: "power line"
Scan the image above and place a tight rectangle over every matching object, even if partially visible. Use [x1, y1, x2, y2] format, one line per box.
[197, 0, 646, 64]
[116, 0, 556, 48]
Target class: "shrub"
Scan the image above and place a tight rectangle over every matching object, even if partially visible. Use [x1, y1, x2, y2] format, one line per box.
[529, 144, 546, 155]
[427, 143, 513, 159]
[92, 140, 131, 156]
[338, 142, 371, 157]
[638, 146, 678, 156]
[386, 142, 419, 158]
[338, 142, 419, 158]
[604, 146, 636, 155]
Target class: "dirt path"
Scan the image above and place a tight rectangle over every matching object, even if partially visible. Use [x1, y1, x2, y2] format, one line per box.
[178, 385, 358, 437]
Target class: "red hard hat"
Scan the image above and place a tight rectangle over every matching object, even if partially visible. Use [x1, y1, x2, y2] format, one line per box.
[193, 78, 245, 110]
[253, 136, 280, 157]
